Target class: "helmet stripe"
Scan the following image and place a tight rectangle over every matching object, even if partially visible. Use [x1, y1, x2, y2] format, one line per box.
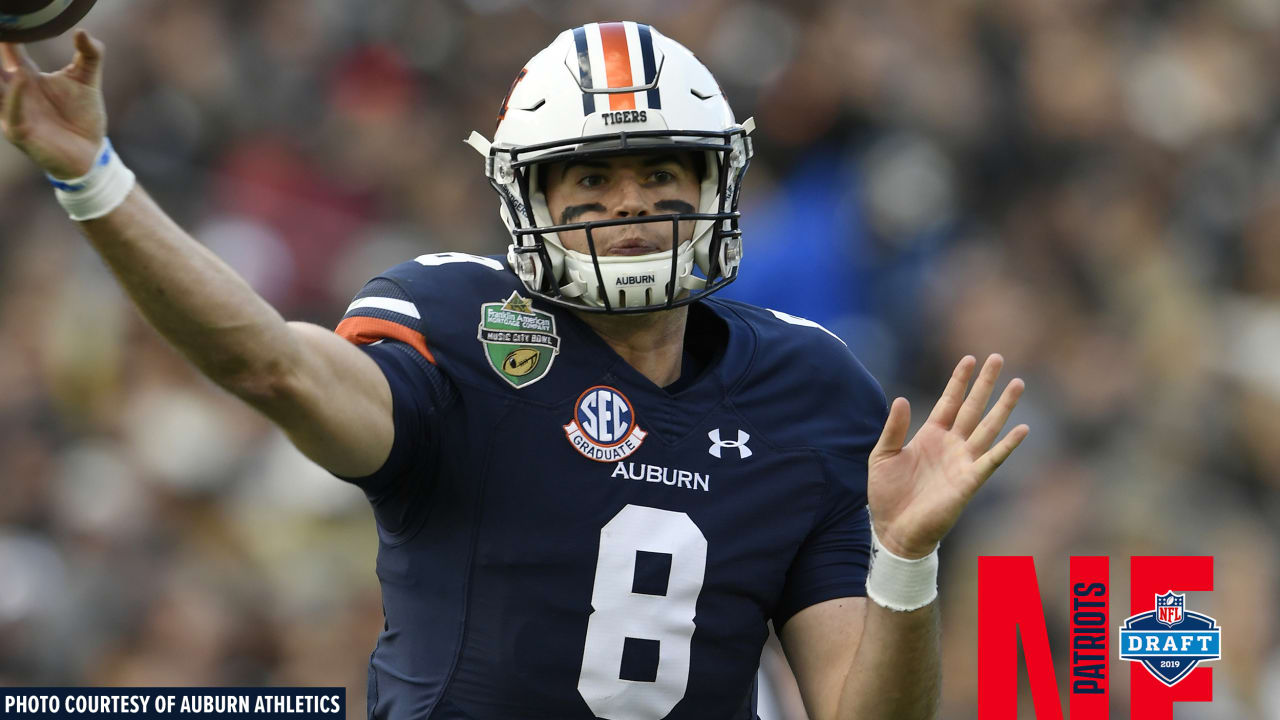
[597, 21, 636, 110]
[636, 24, 661, 110]
[572, 25, 596, 115]
[623, 21, 649, 110]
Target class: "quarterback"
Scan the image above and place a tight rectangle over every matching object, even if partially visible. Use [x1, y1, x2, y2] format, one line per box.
[1, 22, 1027, 720]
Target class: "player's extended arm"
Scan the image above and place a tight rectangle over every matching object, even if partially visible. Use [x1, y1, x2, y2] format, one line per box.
[0, 34, 393, 478]
[781, 355, 1028, 720]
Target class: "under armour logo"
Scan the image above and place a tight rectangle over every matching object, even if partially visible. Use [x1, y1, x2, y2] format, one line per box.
[708, 429, 752, 459]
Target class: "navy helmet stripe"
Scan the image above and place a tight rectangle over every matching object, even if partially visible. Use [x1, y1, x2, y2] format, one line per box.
[637, 24, 661, 109]
[572, 26, 596, 114]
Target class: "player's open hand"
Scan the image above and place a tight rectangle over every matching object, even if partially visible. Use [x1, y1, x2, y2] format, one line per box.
[0, 30, 107, 179]
[868, 354, 1029, 559]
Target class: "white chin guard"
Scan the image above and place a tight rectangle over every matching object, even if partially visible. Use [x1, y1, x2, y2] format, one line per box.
[554, 240, 705, 309]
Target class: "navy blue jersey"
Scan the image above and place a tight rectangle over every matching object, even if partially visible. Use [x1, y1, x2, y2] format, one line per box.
[333, 252, 888, 720]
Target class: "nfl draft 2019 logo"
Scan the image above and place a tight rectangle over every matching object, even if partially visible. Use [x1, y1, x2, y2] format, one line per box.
[1118, 591, 1221, 686]
[564, 386, 647, 462]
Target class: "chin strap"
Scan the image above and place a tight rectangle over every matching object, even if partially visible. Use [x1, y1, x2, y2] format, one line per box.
[464, 131, 492, 156]
[680, 275, 706, 291]
[558, 279, 586, 298]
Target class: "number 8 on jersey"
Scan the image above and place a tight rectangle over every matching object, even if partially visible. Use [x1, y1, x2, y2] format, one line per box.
[578, 505, 709, 720]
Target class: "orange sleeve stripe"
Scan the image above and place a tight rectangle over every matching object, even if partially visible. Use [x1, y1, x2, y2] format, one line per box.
[335, 316, 437, 365]
[599, 22, 637, 111]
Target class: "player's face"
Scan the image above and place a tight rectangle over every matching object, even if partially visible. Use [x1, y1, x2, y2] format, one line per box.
[542, 152, 701, 256]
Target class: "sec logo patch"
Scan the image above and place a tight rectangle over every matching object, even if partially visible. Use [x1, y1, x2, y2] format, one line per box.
[564, 386, 647, 462]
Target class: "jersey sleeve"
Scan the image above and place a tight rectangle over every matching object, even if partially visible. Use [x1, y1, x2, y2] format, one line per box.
[332, 275, 456, 534]
[771, 461, 873, 629]
[771, 349, 889, 630]
[335, 276, 437, 365]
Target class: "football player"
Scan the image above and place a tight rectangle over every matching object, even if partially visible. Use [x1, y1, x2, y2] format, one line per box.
[1, 23, 1027, 720]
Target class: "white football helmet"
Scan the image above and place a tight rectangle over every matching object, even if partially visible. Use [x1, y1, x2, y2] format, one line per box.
[466, 21, 754, 313]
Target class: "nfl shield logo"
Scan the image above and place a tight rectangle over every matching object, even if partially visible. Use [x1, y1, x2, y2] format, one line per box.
[1156, 591, 1184, 627]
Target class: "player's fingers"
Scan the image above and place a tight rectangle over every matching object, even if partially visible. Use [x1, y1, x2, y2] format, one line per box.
[966, 377, 1025, 453]
[0, 43, 20, 74]
[872, 397, 911, 459]
[3, 72, 26, 132]
[952, 353, 1003, 438]
[0, 42, 40, 75]
[972, 424, 1029, 481]
[69, 30, 103, 84]
[925, 355, 976, 429]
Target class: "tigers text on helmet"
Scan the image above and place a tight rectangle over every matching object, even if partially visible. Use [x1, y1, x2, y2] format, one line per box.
[465, 21, 755, 314]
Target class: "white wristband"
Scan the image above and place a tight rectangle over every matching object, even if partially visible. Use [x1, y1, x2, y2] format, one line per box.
[47, 138, 137, 221]
[866, 525, 939, 612]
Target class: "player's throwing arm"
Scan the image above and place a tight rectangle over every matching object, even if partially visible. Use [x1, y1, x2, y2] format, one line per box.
[0, 35, 396, 478]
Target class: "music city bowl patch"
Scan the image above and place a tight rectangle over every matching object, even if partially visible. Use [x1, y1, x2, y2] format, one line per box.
[1118, 591, 1221, 686]
[477, 292, 560, 388]
[564, 385, 647, 462]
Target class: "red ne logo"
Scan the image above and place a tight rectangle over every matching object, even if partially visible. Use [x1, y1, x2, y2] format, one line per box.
[564, 386, 647, 462]
[978, 556, 1215, 719]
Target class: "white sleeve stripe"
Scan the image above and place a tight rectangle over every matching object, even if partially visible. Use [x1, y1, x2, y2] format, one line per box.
[345, 297, 421, 320]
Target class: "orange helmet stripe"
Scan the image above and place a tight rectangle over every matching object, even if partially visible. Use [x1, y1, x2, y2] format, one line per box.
[598, 22, 636, 111]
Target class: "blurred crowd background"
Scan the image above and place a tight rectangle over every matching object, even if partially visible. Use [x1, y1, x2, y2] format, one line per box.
[1, 0, 1278, 717]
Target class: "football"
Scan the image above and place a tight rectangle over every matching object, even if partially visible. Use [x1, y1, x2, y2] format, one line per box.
[503, 348, 541, 377]
[0, 0, 98, 43]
